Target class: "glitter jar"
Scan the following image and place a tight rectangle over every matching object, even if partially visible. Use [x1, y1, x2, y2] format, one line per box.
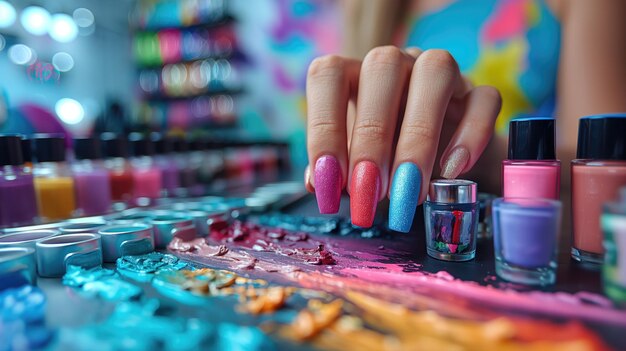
[424, 179, 478, 261]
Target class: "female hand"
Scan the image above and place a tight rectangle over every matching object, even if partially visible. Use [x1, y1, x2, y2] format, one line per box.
[305, 46, 501, 232]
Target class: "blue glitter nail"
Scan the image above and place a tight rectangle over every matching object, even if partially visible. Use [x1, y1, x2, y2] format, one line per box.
[389, 163, 422, 233]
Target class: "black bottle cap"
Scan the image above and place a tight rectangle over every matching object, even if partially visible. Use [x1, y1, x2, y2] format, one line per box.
[21, 137, 32, 163]
[188, 137, 206, 151]
[32, 134, 66, 163]
[101, 133, 129, 158]
[151, 133, 173, 154]
[0, 135, 24, 166]
[507, 118, 556, 160]
[172, 137, 188, 153]
[74, 137, 102, 160]
[128, 133, 154, 157]
[576, 114, 626, 160]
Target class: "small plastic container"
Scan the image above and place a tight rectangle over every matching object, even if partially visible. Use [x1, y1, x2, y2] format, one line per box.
[424, 179, 479, 261]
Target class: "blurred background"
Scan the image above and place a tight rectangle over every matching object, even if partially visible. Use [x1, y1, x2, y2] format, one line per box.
[0, 0, 342, 170]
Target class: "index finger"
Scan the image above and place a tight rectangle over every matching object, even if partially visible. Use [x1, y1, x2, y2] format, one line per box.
[306, 55, 361, 214]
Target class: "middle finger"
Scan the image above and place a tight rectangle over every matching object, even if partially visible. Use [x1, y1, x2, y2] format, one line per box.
[348, 46, 413, 227]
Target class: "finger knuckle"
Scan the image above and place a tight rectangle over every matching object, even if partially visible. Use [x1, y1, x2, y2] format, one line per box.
[402, 122, 437, 142]
[308, 118, 342, 136]
[308, 55, 346, 80]
[416, 49, 457, 75]
[478, 85, 502, 104]
[353, 119, 388, 142]
[363, 45, 405, 70]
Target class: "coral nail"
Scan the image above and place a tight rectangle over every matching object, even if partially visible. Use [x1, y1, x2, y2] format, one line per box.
[350, 161, 381, 228]
[314, 155, 342, 214]
[388, 163, 421, 233]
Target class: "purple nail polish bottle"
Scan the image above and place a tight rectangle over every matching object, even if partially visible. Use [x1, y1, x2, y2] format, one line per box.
[493, 198, 562, 285]
[0, 135, 38, 228]
[72, 137, 112, 216]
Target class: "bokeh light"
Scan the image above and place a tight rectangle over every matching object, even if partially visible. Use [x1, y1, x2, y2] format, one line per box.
[139, 70, 159, 93]
[0, 34, 6, 52]
[49, 14, 78, 43]
[8, 44, 35, 65]
[55, 98, 85, 125]
[72, 8, 94, 28]
[0, 1, 17, 28]
[20, 6, 51, 36]
[52, 52, 75, 72]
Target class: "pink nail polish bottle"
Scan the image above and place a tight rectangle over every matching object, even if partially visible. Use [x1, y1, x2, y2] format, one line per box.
[502, 118, 560, 200]
[571, 114, 626, 265]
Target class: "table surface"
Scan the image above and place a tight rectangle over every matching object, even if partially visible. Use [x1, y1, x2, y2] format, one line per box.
[285, 192, 603, 294]
[23, 187, 625, 350]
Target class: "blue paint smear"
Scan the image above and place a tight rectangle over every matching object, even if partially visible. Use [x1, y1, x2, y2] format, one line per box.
[63, 265, 143, 301]
[0, 286, 54, 351]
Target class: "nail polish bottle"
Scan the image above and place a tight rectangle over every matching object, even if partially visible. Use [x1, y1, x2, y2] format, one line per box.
[0, 135, 38, 228]
[601, 199, 626, 306]
[129, 133, 162, 205]
[101, 133, 134, 208]
[572, 114, 626, 264]
[502, 118, 560, 200]
[20, 136, 33, 170]
[32, 135, 76, 221]
[152, 133, 179, 197]
[424, 179, 479, 261]
[493, 197, 562, 285]
[186, 137, 206, 196]
[72, 137, 112, 216]
[172, 137, 193, 196]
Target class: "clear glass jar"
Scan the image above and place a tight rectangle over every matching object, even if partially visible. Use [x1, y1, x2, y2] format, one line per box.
[424, 179, 478, 261]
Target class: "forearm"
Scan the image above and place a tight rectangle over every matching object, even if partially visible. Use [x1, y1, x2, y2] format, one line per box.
[556, 0, 626, 162]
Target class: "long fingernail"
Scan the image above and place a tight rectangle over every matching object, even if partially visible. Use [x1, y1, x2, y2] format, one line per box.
[441, 147, 470, 179]
[314, 155, 342, 214]
[389, 163, 421, 233]
[304, 165, 314, 193]
[350, 161, 381, 228]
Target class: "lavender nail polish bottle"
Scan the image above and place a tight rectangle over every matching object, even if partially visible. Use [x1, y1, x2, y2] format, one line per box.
[493, 198, 562, 285]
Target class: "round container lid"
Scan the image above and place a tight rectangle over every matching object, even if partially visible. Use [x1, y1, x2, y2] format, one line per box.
[101, 133, 128, 158]
[428, 179, 477, 204]
[507, 117, 556, 160]
[576, 114, 626, 160]
[128, 133, 154, 157]
[74, 137, 102, 160]
[0, 135, 24, 166]
[32, 134, 66, 162]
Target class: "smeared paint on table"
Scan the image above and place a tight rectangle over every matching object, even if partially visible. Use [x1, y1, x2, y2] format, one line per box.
[164, 214, 626, 350]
